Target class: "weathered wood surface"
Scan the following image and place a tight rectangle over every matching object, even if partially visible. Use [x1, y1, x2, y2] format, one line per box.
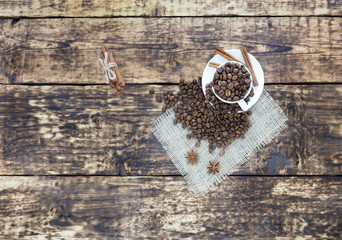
[1, 17, 342, 84]
[0, 0, 341, 17]
[0, 176, 341, 239]
[0, 84, 341, 176]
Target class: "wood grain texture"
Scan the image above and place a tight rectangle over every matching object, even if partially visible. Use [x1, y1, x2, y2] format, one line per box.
[0, 176, 341, 239]
[0, 0, 341, 17]
[1, 17, 342, 84]
[0, 84, 341, 176]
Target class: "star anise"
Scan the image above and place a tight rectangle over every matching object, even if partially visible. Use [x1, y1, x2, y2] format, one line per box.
[185, 149, 199, 165]
[208, 161, 220, 174]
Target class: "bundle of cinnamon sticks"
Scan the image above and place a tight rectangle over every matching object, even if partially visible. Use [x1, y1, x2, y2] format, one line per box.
[100, 46, 125, 94]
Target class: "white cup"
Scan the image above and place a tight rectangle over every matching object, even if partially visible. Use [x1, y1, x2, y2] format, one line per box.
[211, 61, 253, 112]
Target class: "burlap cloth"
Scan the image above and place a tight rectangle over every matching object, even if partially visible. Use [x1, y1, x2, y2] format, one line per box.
[151, 90, 287, 195]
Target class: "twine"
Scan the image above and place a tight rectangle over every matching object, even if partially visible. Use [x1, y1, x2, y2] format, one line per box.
[99, 52, 118, 84]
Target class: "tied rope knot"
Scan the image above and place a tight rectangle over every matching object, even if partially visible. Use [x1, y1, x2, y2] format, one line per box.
[99, 52, 118, 84]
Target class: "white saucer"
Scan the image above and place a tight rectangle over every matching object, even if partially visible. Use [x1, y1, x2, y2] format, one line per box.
[201, 49, 265, 111]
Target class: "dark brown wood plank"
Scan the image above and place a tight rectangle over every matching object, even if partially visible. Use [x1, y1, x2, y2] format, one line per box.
[0, 176, 341, 239]
[0, 0, 341, 17]
[0, 84, 341, 176]
[1, 17, 342, 84]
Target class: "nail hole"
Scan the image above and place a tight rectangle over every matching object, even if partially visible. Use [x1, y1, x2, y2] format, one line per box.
[11, 19, 20, 25]
[151, 8, 162, 17]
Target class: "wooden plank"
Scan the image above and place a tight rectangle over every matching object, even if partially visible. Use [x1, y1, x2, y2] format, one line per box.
[0, 176, 341, 239]
[1, 17, 342, 84]
[0, 84, 341, 176]
[0, 0, 341, 17]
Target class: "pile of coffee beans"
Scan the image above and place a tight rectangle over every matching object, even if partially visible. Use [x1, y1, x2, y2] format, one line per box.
[156, 77, 252, 153]
[213, 62, 253, 102]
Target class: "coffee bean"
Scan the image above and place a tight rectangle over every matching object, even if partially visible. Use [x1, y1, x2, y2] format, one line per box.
[233, 68, 238, 73]
[156, 95, 162, 103]
[219, 150, 225, 156]
[233, 96, 240, 101]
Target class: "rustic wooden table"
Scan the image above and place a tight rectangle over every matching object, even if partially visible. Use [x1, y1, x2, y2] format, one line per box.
[1, 1, 342, 239]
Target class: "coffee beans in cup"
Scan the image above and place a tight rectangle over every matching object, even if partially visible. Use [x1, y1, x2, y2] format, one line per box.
[213, 62, 252, 101]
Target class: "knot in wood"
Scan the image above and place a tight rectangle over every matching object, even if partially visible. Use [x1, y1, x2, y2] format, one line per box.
[90, 113, 105, 128]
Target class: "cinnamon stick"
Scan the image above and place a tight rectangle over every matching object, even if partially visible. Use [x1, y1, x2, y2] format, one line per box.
[214, 46, 243, 64]
[240, 47, 258, 86]
[209, 62, 220, 68]
[100, 46, 125, 93]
